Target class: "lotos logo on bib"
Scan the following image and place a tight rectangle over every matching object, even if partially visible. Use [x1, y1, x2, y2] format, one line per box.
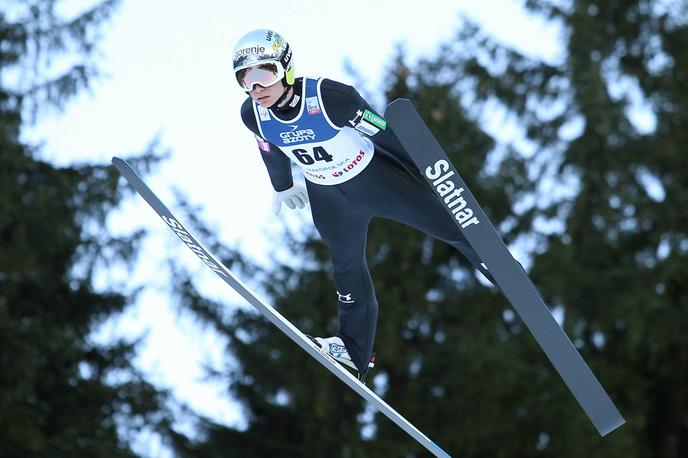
[332, 151, 366, 177]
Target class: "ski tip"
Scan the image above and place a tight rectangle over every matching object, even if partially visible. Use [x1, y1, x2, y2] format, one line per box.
[111, 157, 139, 181]
[384, 98, 413, 116]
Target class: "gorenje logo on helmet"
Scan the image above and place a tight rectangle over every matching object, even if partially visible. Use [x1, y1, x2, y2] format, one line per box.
[234, 46, 266, 59]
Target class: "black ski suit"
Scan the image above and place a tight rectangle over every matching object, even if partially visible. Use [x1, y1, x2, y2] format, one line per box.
[240, 77, 492, 374]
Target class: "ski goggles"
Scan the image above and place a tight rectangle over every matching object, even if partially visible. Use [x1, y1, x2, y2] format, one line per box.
[235, 62, 284, 91]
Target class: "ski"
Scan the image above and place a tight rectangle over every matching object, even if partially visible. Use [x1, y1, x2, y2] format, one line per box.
[384, 99, 625, 436]
[111, 157, 453, 458]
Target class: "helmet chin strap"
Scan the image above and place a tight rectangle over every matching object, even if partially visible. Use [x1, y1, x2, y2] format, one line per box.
[269, 82, 293, 110]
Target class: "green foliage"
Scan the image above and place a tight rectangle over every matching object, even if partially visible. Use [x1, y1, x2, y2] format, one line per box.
[532, 2, 687, 456]
[0, 2, 173, 457]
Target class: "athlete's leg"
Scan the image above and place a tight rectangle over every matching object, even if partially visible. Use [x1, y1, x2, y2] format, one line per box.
[340, 154, 497, 285]
[359, 160, 539, 299]
[306, 182, 377, 375]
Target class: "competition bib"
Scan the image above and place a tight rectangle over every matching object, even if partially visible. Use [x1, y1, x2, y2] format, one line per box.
[253, 77, 374, 185]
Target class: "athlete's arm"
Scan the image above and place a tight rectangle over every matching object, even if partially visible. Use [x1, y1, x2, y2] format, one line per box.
[319, 79, 416, 170]
[318, 79, 385, 134]
[240, 98, 294, 191]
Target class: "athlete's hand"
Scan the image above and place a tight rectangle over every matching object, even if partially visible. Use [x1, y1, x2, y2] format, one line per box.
[272, 183, 309, 215]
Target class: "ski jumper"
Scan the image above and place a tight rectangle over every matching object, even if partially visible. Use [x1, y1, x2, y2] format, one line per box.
[241, 77, 494, 374]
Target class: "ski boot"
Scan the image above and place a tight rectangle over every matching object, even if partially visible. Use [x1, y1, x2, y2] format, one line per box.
[308, 335, 376, 383]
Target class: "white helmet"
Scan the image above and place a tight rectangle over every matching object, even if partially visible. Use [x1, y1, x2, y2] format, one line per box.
[232, 29, 294, 91]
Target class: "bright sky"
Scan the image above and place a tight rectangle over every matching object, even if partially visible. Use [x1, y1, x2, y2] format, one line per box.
[22, 0, 563, 454]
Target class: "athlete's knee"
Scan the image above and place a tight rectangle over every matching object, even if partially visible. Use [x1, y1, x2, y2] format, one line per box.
[330, 250, 366, 277]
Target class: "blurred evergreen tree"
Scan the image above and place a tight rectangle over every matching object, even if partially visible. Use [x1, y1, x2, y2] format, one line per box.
[170, 1, 686, 457]
[429, 0, 686, 456]
[522, 1, 686, 456]
[0, 2, 172, 456]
